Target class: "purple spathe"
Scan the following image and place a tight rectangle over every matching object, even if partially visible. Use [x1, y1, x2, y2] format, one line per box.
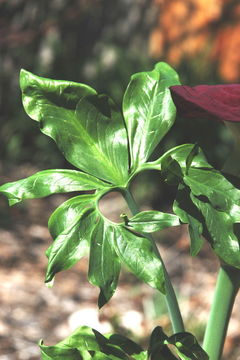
[170, 84, 240, 123]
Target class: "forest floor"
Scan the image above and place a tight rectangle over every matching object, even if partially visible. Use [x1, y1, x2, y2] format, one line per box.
[1, 164, 240, 360]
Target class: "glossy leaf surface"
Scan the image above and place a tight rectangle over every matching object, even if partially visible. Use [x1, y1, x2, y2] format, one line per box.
[40, 325, 207, 360]
[88, 217, 121, 308]
[148, 327, 208, 360]
[75, 95, 129, 184]
[189, 191, 240, 267]
[158, 143, 211, 171]
[161, 144, 240, 266]
[113, 225, 165, 293]
[39, 326, 145, 360]
[20, 70, 129, 184]
[45, 190, 166, 299]
[0, 169, 107, 206]
[123, 62, 180, 171]
[126, 210, 180, 233]
[183, 167, 240, 266]
[45, 194, 97, 282]
[184, 167, 240, 217]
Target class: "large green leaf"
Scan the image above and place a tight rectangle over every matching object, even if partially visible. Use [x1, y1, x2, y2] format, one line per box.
[0, 169, 108, 206]
[48, 193, 97, 239]
[45, 194, 98, 283]
[184, 167, 240, 218]
[40, 326, 207, 360]
[123, 62, 180, 171]
[160, 144, 240, 266]
[40, 326, 145, 360]
[125, 210, 180, 233]
[153, 143, 212, 171]
[20, 70, 129, 185]
[113, 225, 165, 293]
[182, 167, 240, 267]
[148, 327, 208, 360]
[88, 217, 121, 308]
[168, 332, 209, 360]
[88, 213, 167, 304]
[74, 95, 129, 184]
[148, 326, 177, 360]
[189, 191, 240, 267]
[45, 190, 168, 300]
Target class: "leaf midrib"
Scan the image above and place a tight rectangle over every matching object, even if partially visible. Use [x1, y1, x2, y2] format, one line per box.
[135, 74, 159, 165]
[59, 107, 124, 183]
[75, 108, 127, 182]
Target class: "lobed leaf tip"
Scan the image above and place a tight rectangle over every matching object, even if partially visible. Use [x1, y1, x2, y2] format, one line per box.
[20, 68, 29, 76]
[19, 68, 32, 91]
[8, 198, 20, 206]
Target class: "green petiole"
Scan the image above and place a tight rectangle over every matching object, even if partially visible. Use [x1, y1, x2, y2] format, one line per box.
[122, 188, 185, 334]
[203, 266, 240, 360]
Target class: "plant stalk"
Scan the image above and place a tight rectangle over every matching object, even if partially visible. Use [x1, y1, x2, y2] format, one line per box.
[122, 188, 185, 333]
[202, 265, 240, 360]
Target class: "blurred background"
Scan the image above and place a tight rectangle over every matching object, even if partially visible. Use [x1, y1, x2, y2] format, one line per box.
[1, 0, 240, 359]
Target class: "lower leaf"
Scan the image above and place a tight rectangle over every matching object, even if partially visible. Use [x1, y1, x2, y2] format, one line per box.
[113, 225, 165, 293]
[148, 327, 208, 360]
[88, 217, 121, 308]
[190, 192, 240, 268]
[0, 169, 107, 206]
[126, 210, 180, 233]
[39, 326, 145, 360]
[46, 207, 97, 283]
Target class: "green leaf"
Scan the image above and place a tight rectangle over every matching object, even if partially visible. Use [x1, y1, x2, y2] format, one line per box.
[184, 167, 240, 217]
[183, 167, 240, 267]
[159, 145, 207, 257]
[156, 143, 211, 171]
[58, 326, 100, 350]
[123, 62, 180, 171]
[165, 144, 240, 266]
[40, 326, 99, 360]
[142, 143, 211, 174]
[161, 156, 183, 185]
[88, 215, 167, 301]
[40, 326, 145, 360]
[40, 342, 81, 360]
[126, 210, 180, 233]
[185, 144, 200, 175]
[0, 169, 108, 206]
[107, 334, 143, 356]
[168, 332, 209, 360]
[88, 217, 121, 308]
[75, 95, 129, 184]
[147, 327, 208, 360]
[148, 326, 177, 360]
[131, 352, 148, 360]
[20, 68, 96, 109]
[20, 70, 129, 185]
[48, 193, 97, 239]
[45, 191, 167, 301]
[92, 329, 130, 360]
[113, 226, 165, 293]
[190, 191, 240, 268]
[173, 185, 204, 257]
[45, 194, 97, 283]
